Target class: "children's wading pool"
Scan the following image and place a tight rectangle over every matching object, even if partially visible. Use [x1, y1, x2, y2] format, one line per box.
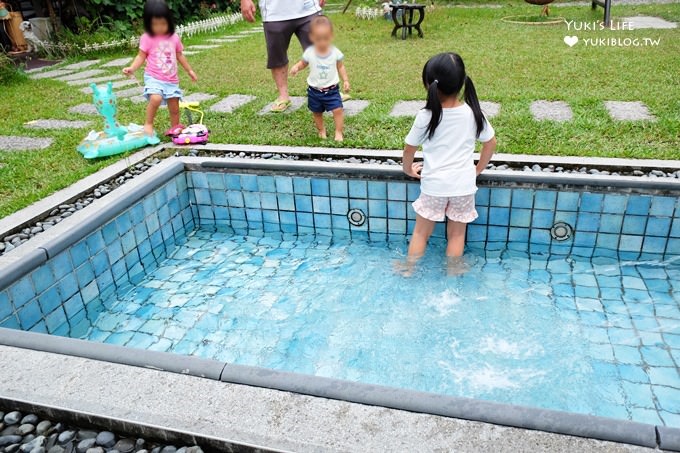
[0, 157, 679, 447]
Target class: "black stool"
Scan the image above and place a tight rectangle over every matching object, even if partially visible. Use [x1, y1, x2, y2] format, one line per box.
[390, 4, 425, 40]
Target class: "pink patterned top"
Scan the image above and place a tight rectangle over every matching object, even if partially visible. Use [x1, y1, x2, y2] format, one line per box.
[139, 33, 184, 84]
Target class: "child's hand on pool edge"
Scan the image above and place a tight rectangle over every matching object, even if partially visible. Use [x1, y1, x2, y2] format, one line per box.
[406, 162, 423, 179]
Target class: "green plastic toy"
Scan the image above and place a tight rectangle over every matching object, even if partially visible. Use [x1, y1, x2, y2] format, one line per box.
[77, 82, 160, 159]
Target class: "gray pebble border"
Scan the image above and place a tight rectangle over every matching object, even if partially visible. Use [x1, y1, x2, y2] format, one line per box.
[0, 158, 160, 258]
[0, 408, 204, 453]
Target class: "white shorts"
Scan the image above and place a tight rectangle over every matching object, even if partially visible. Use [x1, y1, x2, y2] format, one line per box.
[412, 193, 478, 223]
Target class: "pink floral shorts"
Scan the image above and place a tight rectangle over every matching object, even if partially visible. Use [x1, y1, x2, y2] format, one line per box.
[412, 193, 478, 223]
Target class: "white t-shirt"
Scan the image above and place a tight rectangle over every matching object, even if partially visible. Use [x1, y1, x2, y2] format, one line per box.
[259, 0, 321, 22]
[405, 104, 495, 197]
[303, 46, 344, 89]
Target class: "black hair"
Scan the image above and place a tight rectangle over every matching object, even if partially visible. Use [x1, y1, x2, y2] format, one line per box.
[143, 0, 175, 36]
[422, 52, 486, 140]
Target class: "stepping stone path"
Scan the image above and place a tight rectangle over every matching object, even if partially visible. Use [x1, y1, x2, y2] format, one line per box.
[101, 57, 133, 68]
[530, 100, 573, 122]
[62, 60, 101, 70]
[68, 104, 98, 115]
[24, 119, 92, 129]
[68, 74, 125, 86]
[183, 93, 218, 103]
[325, 100, 370, 117]
[480, 101, 501, 118]
[388, 100, 424, 117]
[208, 38, 241, 43]
[29, 69, 74, 80]
[80, 79, 138, 94]
[114, 86, 144, 99]
[623, 16, 677, 29]
[259, 96, 306, 115]
[186, 44, 221, 50]
[604, 101, 655, 121]
[182, 51, 199, 56]
[0, 136, 53, 151]
[210, 94, 256, 113]
[54, 69, 106, 82]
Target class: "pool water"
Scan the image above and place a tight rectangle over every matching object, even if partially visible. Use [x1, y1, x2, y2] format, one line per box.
[83, 227, 680, 427]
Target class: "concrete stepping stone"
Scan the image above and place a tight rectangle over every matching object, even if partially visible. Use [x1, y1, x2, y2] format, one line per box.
[480, 101, 500, 118]
[0, 136, 53, 151]
[210, 94, 256, 113]
[622, 16, 677, 29]
[207, 38, 240, 43]
[324, 99, 370, 117]
[530, 100, 573, 122]
[182, 92, 217, 103]
[55, 69, 106, 82]
[604, 101, 655, 121]
[186, 45, 220, 50]
[182, 51, 199, 56]
[29, 69, 75, 80]
[259, 96, 306, 115]
[239, 30, 263, 34]
[101, 57, 133, 68]
[115, 87, 144, 98]
[130, 95, 146, 104]
[68, 104, 98, 115]
[389, 100, 424, 117]
[68, 74, 125, 86]
[62, 60, 100, 70]
[25, 119, 92, 129]
[80, 79, 138, 94]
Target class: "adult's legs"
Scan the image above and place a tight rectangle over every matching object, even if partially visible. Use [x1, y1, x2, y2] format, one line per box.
[445, 220, 466, 257]
[271, 65, 290, 102]
[144, 94, 163, 136]
[263, 19, 295, 104]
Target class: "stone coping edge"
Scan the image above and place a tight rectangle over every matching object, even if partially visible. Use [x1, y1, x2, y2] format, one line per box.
[0, 327, 678, 451]
[0, 395, 286, 453]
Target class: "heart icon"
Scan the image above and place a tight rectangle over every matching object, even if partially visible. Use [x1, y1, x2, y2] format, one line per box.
[564, 36, 578, 47]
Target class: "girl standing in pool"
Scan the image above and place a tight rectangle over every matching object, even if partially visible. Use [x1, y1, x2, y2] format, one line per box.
[403, 52, 496, 260]
[123, 0, 198, 138]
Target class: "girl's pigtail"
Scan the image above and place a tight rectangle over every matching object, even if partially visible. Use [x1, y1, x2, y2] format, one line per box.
[424, 79, 442, 140]
[463, 75, 485, 138]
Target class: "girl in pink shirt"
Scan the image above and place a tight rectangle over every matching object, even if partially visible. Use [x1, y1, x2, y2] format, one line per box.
[123, 0, 198, 137]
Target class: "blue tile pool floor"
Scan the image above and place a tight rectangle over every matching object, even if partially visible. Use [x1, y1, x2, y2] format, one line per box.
[82, 227, 680, 427]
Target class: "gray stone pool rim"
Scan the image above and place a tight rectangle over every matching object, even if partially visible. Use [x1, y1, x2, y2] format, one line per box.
[0, 148, 680, 451]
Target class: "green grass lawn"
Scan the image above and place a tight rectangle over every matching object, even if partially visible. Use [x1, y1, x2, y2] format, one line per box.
[0, 0, 679, 217]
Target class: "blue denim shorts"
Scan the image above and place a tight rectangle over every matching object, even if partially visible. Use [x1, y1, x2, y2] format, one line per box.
[143, 73, 183, 105]
[307, 85, 343, 113]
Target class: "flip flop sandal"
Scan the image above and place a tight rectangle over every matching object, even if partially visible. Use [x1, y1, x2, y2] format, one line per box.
[341, 93, 352, 102]
[270, 99, 292, 113]
[165, 124, 186, 137]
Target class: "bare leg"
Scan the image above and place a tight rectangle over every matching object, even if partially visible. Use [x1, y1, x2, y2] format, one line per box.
[408, 215, 436, 258]
[332, 107, 344, 141]
[167, 97, 181, 128]
[313, 112, 327, 139]
[145, 94, 163, 136]
[271, 65, 290, 101]
[445, 219, 467, 257]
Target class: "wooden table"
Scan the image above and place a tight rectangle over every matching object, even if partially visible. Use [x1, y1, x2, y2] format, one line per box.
[390, 4, 426, 40]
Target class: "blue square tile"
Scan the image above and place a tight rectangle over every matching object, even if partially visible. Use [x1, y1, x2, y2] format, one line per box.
[8, 277, 35, 310]
[86, 231, 106, 256]
[349, 180, 367, 198]
[557, 192, 580, 211]
[259, 192, 278, 210]
[622, 215, 646, 235]
[129, 203, 145, 225]
[490, 188, 511, 207]
[619, 235, 643, 253]
[273, 176, 293, 193]
[666, 238, 680, 255]
[0, 291, 11, 320]
[262, 210, 279, 224]
[311, 178, 330, 196]
[530, 229, 551, 245]
[225, 174, 241, 190]
[387, 183, 407, 201]
[329, 180, 348, 197]
[573, 232, 596, 247]
[31, 264, 54, 295]
[671, 218, 680, 238]
[577, 213, 600, 232]
[243, 192, 261, 209]
[313, 196, 331, 213]
[189, 172, 208, 189]
[626, 196, 651, 215]
[388, 219, 406, 234]
[227, 191, 244, 208]
[69, 241, 90, 268]
[649, 196, 675, 216]
[534, 191, 557, 210]
[331, 197, 349, 215]
[17, 299, 41, 329]
[205, 172, 224, 190]
[368, 199, 386, 217]
[511, 189, 533, 208]
[101, 221, 118, 245]
[332, 214, 349, 230]
[388, 201, 406, 219]
[580, 193, 603, 212]
[532, 210, 554, 229]
[596, 233, 619, 250]
[256, 176, 276, 193]
[293, 177, 311, 195]
[602, 194, 627, 214]
[642, 236, 666, 254]
[510, 208, 531, 227]
[314, 213, 332, 229]
[467, 224, 487, 242]
[245, 209, 262, 223]
[368, 181, 387, 199]
[296, 212, 314, 227]
[133, 223, 148, 243]
[599, 214, 623, 234]
[488, 207, 509, 226]
[229, 207, 246, 221]
[91, 252, 109, 277]
[279, 211, 297, 226]
[475, 207, 488, 224]
[488, 226, 508, 241]
[349, 199, 368, 213]
[295, 195, 313, 212]
[407, 183, 420, 202]
[508, 227, 529, 242]
[240, 174, 258, 191]
[277, 193, 295, 211]
[208, 189, 227, 206]
[645, 217, 671, 237]
[554, 211, 577, 227]
[369, 218, 387, 233]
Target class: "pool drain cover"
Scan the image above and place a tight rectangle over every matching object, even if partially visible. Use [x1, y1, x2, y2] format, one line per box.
[347, 208, 366, 227]
[551, 221, 573, 241]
